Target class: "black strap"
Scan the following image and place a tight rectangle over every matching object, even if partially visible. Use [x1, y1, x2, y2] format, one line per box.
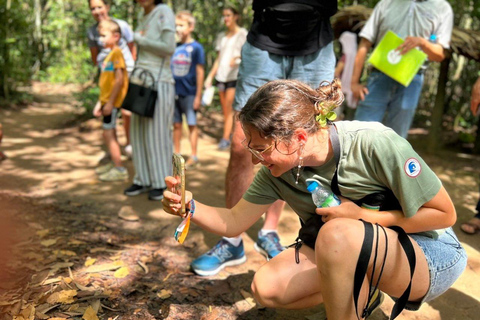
[329, 125, 341, 196]
[353, 220, 374, 319]
[389, 226, 416, 319]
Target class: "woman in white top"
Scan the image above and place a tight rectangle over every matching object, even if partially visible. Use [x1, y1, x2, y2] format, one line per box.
[205, 7, 247, 150]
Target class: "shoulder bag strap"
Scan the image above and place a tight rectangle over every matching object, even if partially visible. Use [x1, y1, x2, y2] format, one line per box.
[329, 124, 341, 196]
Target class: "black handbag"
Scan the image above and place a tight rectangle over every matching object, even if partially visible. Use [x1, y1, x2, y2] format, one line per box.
[121, 68, 157, 117]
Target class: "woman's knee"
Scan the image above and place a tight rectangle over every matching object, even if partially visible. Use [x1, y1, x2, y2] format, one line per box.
[315, 219, 364, 263]
[251, 266, 285, 307]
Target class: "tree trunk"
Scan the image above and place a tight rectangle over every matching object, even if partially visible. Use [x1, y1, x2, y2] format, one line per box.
[427, 57, 450, 153]
[2, 0, 12, 100]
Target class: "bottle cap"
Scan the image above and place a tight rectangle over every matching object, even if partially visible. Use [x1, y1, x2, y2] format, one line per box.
[306, 181, 319, 193]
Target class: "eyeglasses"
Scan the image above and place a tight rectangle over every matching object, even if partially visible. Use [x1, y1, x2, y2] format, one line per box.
[241, 139, 276, 161]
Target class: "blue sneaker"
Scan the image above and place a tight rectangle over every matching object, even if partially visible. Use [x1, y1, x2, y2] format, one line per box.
[254, 232, 284, 260]
[190, 239, 246, 276]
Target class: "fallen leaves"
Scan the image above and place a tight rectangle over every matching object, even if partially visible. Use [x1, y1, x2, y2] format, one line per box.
[82, 306, 99, 320]
[113, 267, 129, 279]
[46, 290, 77, 304]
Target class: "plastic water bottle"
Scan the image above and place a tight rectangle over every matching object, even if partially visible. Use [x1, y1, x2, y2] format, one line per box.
[307, 180, 341, 208]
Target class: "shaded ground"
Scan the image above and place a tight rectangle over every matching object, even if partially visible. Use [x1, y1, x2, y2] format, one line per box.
[0, 82, 479, 320]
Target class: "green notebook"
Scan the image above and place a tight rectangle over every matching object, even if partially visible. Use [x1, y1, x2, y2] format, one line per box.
[368, 30, 427, 87]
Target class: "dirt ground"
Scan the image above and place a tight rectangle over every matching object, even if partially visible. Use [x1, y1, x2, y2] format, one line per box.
[0, 82, 479, 320]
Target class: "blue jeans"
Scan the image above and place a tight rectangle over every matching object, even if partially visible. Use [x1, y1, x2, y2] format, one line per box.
[354, 71, 424, 138]
[233, 42, 335, 111]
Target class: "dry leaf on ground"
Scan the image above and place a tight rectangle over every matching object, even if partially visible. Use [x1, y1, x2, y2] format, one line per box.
[82, 306, 99, 320]
[113, 267, 129, 279]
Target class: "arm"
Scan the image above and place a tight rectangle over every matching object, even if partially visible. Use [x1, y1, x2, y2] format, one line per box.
[205, 55, 220, 88]
[350, 38, 372, 101]
[162, 176, 269, 237]
[127, 42, 137, 61]
[194, 64, 205, 110]
[89, 47, 99, 66]
[397, 37, 445, 62]
[134, 29, 176, 56]
[471, 76, 480, 116]
[318, 185, 456, 233]
[334, 60, 345, 79]
[103, 68, 124, 116]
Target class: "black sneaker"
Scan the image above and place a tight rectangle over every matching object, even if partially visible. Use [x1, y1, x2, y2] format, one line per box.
[148, 188, 165, 201]
[124, 184, 150, 196]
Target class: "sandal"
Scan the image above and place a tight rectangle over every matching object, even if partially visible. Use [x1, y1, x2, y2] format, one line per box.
[460, 218, 480, 235]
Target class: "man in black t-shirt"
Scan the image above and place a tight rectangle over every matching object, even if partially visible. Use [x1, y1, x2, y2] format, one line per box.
[191, 0, 338, 277]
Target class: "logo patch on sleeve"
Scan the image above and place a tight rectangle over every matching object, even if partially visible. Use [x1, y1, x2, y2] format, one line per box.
[404, 158, 421, 178]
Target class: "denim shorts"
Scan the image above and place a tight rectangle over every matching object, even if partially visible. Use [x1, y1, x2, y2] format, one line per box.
[174, 95, 197, 126]
[233, 41, 335, 111]
[395, 227, 467, 311]
[102, 107, 119, 130]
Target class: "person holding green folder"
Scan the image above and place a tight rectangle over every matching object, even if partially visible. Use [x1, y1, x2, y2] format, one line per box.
[351, 0, 453, 138]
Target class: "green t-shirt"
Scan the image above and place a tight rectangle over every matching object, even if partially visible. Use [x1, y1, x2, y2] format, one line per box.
[243, 121, 443, 238]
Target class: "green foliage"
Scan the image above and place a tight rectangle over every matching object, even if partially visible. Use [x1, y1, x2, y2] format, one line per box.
[74, 85, 100, 115]
[38, 48, 97, 84]
[1, 0, 480, 148]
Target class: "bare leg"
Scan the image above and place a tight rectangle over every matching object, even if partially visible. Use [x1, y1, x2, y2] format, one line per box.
[252, 246, 324, 309]
[121, 109, 131, 146]
[103, 129, 122, 167]
[226, 118, 285, 230]
[188, 125, 198, 158]
[222, 88, 235, 141]
[173, 122, 182, 154]
[226, 118, 254, 208]
[316, 219, 430, 320]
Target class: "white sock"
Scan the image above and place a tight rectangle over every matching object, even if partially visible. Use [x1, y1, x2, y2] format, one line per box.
[259, 229, 277, 237]
[223, 236, 242, 247]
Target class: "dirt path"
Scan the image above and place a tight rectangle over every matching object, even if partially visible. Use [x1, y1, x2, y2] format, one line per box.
[0, 82, 479, 320]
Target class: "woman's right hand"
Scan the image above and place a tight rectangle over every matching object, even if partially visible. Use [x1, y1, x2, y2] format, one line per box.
[204, 76, 213, 89]
[162, 176, 193, 217]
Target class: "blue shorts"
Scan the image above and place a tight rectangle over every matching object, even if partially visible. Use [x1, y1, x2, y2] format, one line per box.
[102, 107, 119, 130]
[174, 95, 197, 126]
[233, 41, 335, 111]
[398, 228, 467, 310]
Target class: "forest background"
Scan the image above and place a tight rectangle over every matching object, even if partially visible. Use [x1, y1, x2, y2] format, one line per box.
[0, 0, 479, 152]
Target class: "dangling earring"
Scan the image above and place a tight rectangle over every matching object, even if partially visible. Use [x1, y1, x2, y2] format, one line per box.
[295, 145, 305, 185]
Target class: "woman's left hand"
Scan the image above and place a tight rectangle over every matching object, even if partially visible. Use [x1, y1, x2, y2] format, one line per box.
[315, 197, 361, 222]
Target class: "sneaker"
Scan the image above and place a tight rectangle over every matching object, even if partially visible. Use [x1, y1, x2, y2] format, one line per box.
[98, 167, 128, 182]
[95, 162, 113, 175]
[363, 289, 384, 318]
[98, 152, 111, 165]
[148, 188, 165, 201]
[218, 139, 231, 150]
[185, 156, 199, 169]
[124, 145, 132, 158]
[190, 239, 247, 276]
[254, 232, 284, 260]
[124, 184, 150, 196]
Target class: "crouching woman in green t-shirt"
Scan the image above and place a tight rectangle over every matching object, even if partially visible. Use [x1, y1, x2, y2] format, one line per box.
[162, 79, 467, 320]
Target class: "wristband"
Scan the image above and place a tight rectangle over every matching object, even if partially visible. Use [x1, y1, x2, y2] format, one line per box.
[187, 199, 195, 218]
